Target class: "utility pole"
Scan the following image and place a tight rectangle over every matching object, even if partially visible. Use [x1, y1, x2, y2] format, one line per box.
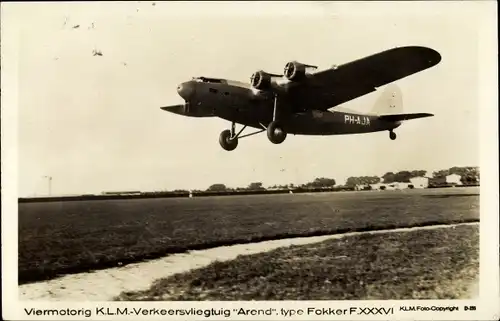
[43, 175, 52, 196]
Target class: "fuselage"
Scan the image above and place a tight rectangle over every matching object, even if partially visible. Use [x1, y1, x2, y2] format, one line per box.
[174, 77, 399, 135]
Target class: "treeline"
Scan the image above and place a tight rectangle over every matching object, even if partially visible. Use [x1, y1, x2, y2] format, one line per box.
[345, 170, 428, 187]
[344, 166, 479, 187]
[177, 166, 479, 193]
[19, 166, 479, 203]
[206, 177, 339, 193]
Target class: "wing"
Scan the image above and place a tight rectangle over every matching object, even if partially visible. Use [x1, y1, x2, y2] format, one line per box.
[289, 46, 441, 111]
[378, 113, 434, 122]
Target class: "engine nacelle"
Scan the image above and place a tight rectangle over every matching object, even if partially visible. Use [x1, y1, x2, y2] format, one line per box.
[284, 61, 306, 81]
[250, 70, 274, 90]
[284, 61, 317, 81]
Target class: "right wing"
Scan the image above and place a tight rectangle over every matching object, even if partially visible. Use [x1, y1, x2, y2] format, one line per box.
[286, 46, 441, 111]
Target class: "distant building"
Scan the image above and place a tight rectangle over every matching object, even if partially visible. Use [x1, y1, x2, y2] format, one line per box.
[446, 173, 462, 185]
[370, 183, 398, 190]
[354, 184, 366, 191]
[410, 176, 429, 189]
[353, 184, 377, 191]
[385, 184, 397, 190]
[102, 190, 141, 195]
[370, 183, 385, 190]
[393, 182, 410, 190]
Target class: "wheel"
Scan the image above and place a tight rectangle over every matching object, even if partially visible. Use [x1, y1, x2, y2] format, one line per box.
[267, 121, 287, 144]
[389, 131, 397, 140]
[219, 129, 238, 151]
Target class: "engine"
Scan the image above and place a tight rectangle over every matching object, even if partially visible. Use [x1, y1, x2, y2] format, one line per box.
[250, 62, 317, 92]
[284, 61, 317, 81]
[250, 70, 273, 90]
[284, 61, 305, 81]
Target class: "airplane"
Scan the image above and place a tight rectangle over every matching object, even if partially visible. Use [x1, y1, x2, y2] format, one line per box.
[161, 46, 441, 151]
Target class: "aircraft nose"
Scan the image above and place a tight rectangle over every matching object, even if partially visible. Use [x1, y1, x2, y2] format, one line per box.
[177, 82, 195, 100]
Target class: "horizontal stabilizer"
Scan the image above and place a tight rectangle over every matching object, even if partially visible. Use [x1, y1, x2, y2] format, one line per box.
[379, 113, 434, 122]
[160, 103, 214, 117]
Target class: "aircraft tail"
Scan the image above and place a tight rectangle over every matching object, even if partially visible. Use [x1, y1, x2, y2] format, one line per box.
[371, 84, 403, 115]
[372, 84, 434, 122]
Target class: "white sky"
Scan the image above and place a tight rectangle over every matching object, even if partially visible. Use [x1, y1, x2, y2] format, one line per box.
[3, 2, 486, 196]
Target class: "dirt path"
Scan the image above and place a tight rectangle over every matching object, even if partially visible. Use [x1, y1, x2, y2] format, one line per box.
[19, 221, 479, 301]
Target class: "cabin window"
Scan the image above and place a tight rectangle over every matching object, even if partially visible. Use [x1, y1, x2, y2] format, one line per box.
[209, 88, 218, 94]
[224, 92, 230, 96]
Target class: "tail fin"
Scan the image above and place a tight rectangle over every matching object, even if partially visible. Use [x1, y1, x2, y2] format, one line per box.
[372, 84, 434, 122]
[371, 84, 403, 115]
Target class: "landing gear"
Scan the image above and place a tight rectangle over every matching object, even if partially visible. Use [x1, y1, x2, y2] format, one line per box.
[389, 130, 397, 140]
[218, 95, 289, 150]
[218, 122, 265, 151]
[219, 129, 238, 151]
[267, 121, 287, 144]
[266, 95, 288, 144]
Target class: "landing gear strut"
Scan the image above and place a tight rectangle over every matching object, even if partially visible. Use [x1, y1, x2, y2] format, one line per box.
[267, 95, 287, 144]
[218, 122, 265, 151]
[389, 130, 397, 140]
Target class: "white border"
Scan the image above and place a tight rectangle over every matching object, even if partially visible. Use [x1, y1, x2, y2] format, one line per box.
[2, 1, 498, 320]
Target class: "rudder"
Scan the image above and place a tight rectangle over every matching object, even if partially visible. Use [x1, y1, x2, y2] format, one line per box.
[371, 84, 403, 115]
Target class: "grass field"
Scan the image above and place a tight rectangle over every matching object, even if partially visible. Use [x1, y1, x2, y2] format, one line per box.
[18, 187, 479, 284]
[115, 224, 479, 301]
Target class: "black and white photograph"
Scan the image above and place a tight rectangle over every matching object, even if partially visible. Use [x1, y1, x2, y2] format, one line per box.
[1, 1, 498, 320]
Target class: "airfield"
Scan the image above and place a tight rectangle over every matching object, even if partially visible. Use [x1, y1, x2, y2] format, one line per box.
[18, 186, 479, 301]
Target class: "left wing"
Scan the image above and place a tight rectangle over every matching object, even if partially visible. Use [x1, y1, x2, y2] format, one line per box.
[287, 46, 441, 111]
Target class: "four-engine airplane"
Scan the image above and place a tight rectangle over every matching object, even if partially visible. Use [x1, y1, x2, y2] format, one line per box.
[161, 46, 441, 151]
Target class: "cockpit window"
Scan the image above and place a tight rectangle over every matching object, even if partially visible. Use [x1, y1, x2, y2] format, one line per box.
[192, 77, 226, 84]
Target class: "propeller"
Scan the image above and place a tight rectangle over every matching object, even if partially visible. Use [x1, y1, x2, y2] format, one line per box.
[250, 71, 261, 87]
[284, 62, 295, 79]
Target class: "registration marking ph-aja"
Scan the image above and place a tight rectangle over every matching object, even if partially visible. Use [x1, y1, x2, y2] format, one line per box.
[344, 114, 371, 126]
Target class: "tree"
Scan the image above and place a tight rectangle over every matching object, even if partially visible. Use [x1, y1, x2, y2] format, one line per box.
[248, 182, 265, 190]
[432, 169, 450, 179]
[410, 170, 427, 178]
[365, 176, 381, 185]
[305, 177, 336, 188]
[382, 172, 396, 183]
[394, 171, 412, 183]
[346, 176, 380, 187]
[207, 184, 227, 192]
[345, 177, 359, 187]
[383, 170, 425, 183]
